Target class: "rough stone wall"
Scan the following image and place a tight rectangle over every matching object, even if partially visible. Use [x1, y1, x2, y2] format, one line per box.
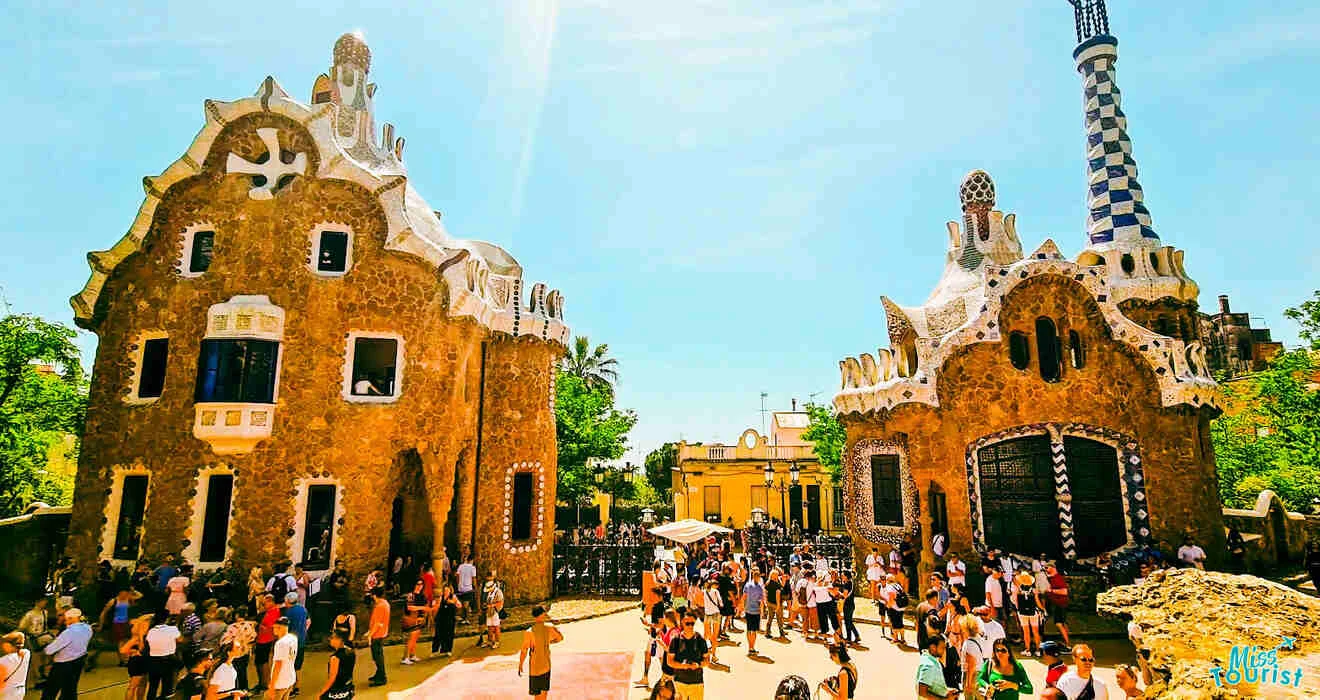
[66, 112, 559, 589]
[473, 337, 559, 603]
[843, 276, 1224, 579]
[1118, 297, 1201, 343]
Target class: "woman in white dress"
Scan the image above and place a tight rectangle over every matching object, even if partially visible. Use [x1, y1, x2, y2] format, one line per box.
[0, 632, 32, 700]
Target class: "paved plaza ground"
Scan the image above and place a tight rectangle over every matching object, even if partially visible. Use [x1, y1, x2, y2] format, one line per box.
[54, 607, 1132, 699]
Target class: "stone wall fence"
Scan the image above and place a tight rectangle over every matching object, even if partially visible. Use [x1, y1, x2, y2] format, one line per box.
[1221, 490, 1315, 572]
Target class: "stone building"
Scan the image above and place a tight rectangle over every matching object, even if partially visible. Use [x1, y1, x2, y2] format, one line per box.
[833, 2, 1226, 574]
[673, 410, 842, 533]
[1199, 294, 1284, 377]
[64, 32, 568, 601]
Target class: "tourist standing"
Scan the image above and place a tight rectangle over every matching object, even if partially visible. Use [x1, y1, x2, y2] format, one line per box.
[247, 568, 266, 617]
[1177, 537, 1206, 570]
[916, 589, 939, 651]
[700, 578, 723, 665]
[366, 588, 389, 687]
[402, 579, 428, 664]
[916, 634, 957, 699]
[120, 615, 150, 700]
[483, 572, 505, 649]
[518, 606, 563, 700]
[456, 557, 477, 624]
[976, 640, 1033, 700]
[838, 570, 860, 645]
[253, 595, 279, 693]
[281, 592, 309, 676]
[1044, 563, 1072, 648]
[210, 641, 247, 700]
[144, 614, 182, 700]
[194, 606, 228, 654]
[983, 569, 1004, 621]
[99, 587, 138, 663]
[800, 570, 819, 642]
[221, 608, 256, 691]
[818, 644, 857, 700]
[316, 631, 355, 700]
[166, 565, 191, 616]
[431, 585, 460, 657]
[975, 606, 1005, 651]
[41, 608, 91, 700]
[945, 553, 966, 588]
[153, 556, 179, 608]
[0, 632, 32, 700]
[763, 569, 785, 639]
[1056, 645, 1109, 700]
[882, 574, 907, 647]
[865, 548, 883, 601]
[900, 535, 919, 597]
[958, 615, 985, 698]
[268, 617, 298, 700]
[742, 569, 765, 656]
[1013, 570, 1044, 656]
[667, 613, 708, 700]
[1114, 664, 1144, 698]
[813, 572, 840, 646]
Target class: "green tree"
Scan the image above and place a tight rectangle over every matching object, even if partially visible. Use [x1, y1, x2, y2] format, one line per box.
[801, 402, 846, 485]
[1284, 290, 1320, 350]
[0, 313, 88, 516]
[562, 336, 619, 393]
[554, 370, 637, 505]
[1211, 349, 1320, 511]
[642, 442, 677, 500]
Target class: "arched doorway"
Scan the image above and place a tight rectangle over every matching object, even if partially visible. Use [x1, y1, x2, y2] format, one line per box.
[387, 449, 436, 574]
[976, 435, 1061, 559]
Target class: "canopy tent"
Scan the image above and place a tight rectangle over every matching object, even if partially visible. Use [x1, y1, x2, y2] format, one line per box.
[647, 518, 733, 544]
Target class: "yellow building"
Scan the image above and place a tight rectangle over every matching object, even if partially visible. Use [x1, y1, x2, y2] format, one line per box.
[672, 412, 843, 533]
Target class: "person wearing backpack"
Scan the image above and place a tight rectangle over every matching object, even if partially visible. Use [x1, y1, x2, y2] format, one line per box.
[883, 574, 908, 647]
[265, 564, 294, 604]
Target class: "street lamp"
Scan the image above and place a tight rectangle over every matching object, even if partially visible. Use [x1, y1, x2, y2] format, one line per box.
[764, 462, 773, 486]
[790, 461, 800, 485]
[641, 508, 656, 526]
[751, 507, 767, 527]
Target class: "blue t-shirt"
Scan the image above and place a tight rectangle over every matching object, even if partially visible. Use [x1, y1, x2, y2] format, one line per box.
[284, 605, 309, 641]
[155, 565, 177, 591]
[743, 582, 765, 615]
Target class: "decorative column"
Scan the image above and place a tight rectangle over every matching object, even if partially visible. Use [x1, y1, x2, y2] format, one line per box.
[1071, 0, 1158, 247]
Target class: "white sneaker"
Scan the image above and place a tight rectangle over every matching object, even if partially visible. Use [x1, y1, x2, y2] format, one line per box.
[401, 658, 414, 665]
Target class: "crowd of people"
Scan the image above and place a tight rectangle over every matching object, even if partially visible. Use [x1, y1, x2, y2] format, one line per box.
[1, 546, 518, 700]
[628, 532, 1169, 700]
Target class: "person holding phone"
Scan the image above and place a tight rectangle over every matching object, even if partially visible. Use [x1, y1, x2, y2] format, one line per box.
[917, 634, 961, 698]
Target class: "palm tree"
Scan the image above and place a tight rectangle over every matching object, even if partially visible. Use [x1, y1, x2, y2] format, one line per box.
[563, 336, 619, 391]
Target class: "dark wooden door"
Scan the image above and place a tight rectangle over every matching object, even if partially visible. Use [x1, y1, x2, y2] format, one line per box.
[976, 436, 1061, 558]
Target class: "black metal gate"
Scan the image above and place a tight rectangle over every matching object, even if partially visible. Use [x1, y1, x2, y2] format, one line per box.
[1064, 436, 1126, 557]
[552, 544, 654, 597]
[977, 435, 1061, 558]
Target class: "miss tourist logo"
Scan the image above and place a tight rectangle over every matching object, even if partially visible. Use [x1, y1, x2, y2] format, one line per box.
[1209, 636, 1303, 688]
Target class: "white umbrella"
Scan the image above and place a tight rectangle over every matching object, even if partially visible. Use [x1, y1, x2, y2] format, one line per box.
[647, 518, 733, 544]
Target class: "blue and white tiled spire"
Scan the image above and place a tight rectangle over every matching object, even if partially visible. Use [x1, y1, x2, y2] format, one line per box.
[1069, 1, 1197, 304]
[1072, 4, 1156, 249]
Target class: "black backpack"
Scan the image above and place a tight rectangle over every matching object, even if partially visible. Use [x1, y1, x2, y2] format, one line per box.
[891, 584, 909, 609]
[270, 574, 291, 601]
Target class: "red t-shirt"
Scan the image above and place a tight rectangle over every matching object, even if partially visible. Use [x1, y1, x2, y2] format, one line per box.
[421, 571, 437, 603]
[256, 607, 280, 644]
[1046, 573, 1069, 607]
[1046, 662, 1068, 688]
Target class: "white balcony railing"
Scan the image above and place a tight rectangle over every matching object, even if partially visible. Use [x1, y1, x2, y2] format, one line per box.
[194, 402, 275, 455]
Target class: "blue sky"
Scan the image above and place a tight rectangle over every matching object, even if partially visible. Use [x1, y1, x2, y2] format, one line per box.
[2, 1, 1317, 461]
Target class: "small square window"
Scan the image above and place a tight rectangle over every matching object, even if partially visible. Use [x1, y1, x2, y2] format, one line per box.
[350, 337, 400, 398]
[189, 231, 214, 274]
[137, 338, 169, 399]
[316, 231, 350, 273]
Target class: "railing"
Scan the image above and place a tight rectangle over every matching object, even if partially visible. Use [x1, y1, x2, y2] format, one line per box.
[552, 544, 656, 597]
[679, 444, 818, 462]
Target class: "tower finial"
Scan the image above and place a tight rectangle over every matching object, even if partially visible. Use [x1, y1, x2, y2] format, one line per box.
[1068, 0, 1110, 43]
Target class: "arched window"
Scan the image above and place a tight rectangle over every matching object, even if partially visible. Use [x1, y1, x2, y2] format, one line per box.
[897, 338, 918, 378]
[1148, 252, 1161, 274]
[977, 436, 1061, 558]
[1069, 330, 1086, 369]
[1008, 332, 1031, 370]
[1120, 254, 1135, 275]
[1035, 318, 1062, 382]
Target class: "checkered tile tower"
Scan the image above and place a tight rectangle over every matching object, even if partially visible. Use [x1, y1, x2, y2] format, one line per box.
[1069, 0, 1198, 304]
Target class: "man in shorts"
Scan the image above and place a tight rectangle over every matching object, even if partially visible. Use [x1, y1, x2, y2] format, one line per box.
[1044, 563, 1072, 648]
[519, 606, 563, 699]
[456, 556, 477, 624]
[742, 569, 765, 656]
